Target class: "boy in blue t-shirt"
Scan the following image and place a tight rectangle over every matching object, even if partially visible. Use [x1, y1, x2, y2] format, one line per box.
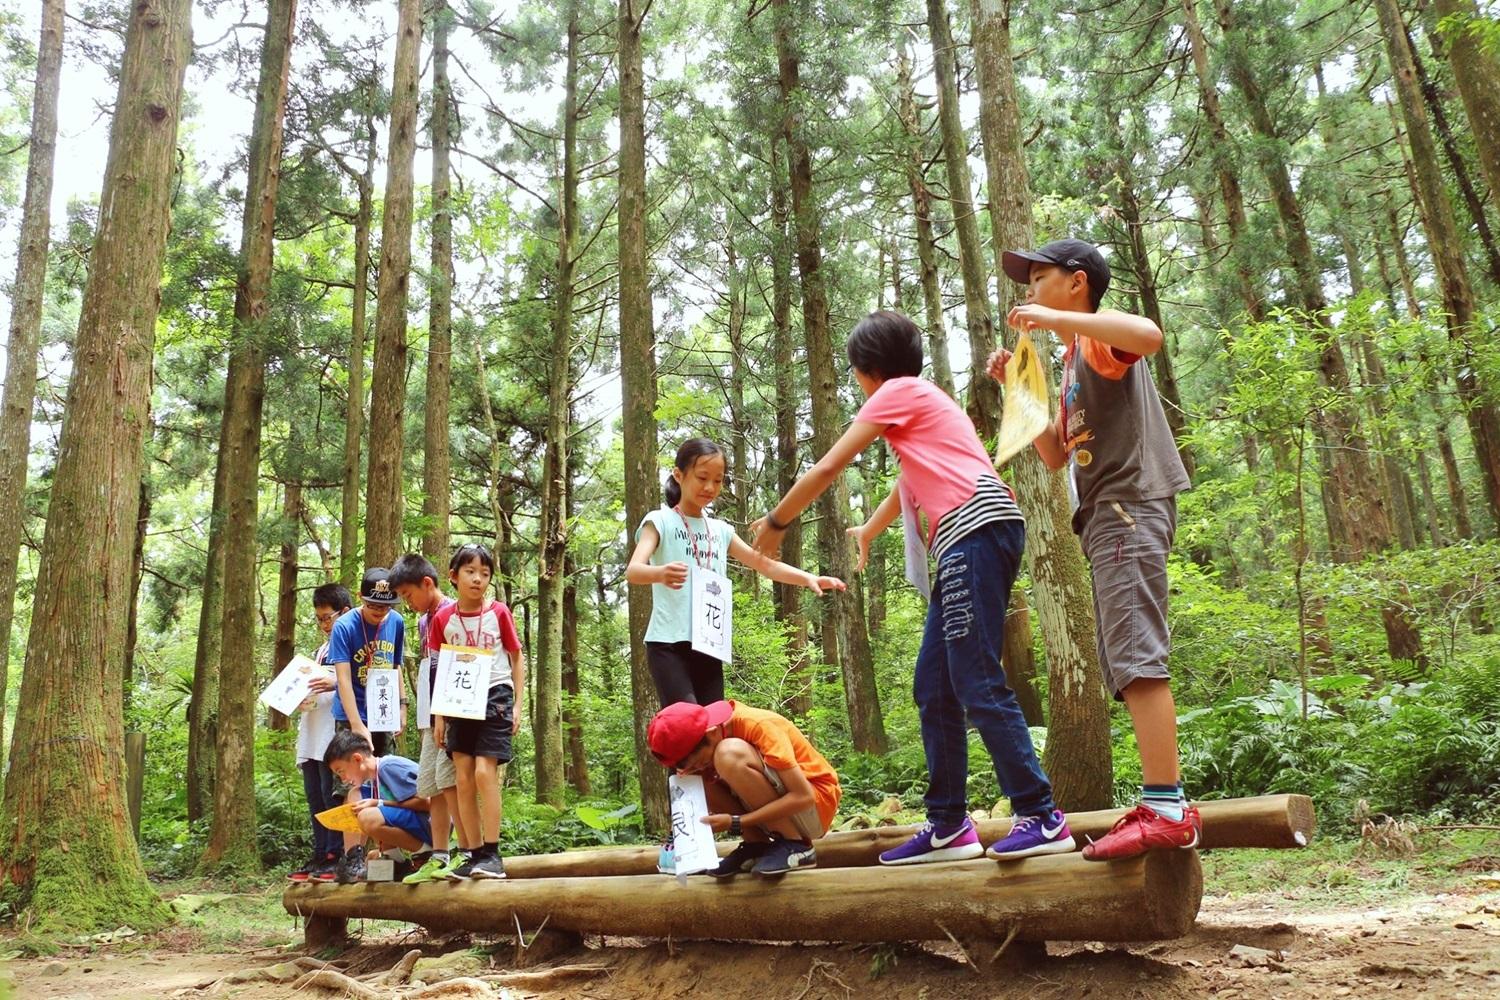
[324, 730, 431, 863]
[327, 567, 406, 757]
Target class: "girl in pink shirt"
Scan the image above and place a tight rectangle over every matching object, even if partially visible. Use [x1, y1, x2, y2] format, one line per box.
[751, 310, 1073, 865]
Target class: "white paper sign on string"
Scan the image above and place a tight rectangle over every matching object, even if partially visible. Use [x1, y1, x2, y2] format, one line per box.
[668, 774, 721, 876]
[415, 659, 432, 730]
[365, 668, 402, 732]
[430, 644, 490, 721]
[690, 566, 733, 663]
[259, 654, 332, 717]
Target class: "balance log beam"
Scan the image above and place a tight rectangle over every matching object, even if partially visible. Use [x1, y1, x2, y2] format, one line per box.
[497, 793, 1314, 879]
[285, 849, 1202, 945]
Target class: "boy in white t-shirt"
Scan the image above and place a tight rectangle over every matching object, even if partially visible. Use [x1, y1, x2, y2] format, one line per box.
[289, 582, 352, 883]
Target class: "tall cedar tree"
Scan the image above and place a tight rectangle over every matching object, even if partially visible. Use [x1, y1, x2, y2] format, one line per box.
[0, 0, 64, 788]
[0, 0, 190, 932]
[201, 0, 297, 871]
[339, 114, 377, 587]
[1434, 0, 1500, 207]
[364, 0, 424, 566]
[424, 0, 455, 566]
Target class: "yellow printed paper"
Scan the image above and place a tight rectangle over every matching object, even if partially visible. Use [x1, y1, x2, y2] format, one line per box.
[314, 803, 364, 833]
[993, 332, 1051, 467]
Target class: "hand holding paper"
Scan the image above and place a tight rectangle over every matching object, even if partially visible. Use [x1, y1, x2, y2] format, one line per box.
[993, 332, 1052, 467]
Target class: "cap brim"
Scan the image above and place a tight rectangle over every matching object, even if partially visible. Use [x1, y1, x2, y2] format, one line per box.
[1002, 249, 1050, 285]
[702, 700, 734, 727]
[362, 596, 400, 606]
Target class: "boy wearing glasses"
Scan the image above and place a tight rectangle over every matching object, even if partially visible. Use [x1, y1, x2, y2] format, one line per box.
[288, 583, 353, 884]
[329, 567, 407, 882]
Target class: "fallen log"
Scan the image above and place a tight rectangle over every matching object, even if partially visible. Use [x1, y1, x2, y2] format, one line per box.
[496, 793, 1314, 879]
[285, 849, 1202, 946]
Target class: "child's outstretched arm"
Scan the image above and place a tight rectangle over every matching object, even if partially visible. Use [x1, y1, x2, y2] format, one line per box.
[751, 420, 886, 557]
[1007, 304, 1163, 356]
[625, 522, 689, 589]
[727, 535, 846, 595]
[846, 488, 901, 571]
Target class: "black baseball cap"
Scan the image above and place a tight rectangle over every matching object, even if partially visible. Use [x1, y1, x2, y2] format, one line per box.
[1002, 238, 1111, 299]
[359, 568, 400, 606]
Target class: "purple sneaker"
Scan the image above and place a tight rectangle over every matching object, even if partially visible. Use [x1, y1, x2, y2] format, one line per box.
[985, 809, 1076, 860]
[878, 817, 984, 866]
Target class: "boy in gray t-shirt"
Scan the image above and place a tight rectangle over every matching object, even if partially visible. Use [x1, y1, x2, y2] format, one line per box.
[988, 238, 1197, 862]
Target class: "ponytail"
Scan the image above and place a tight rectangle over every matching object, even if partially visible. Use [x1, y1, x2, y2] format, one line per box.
[664, 475, 682, 507]
[664, 437, 724, 507]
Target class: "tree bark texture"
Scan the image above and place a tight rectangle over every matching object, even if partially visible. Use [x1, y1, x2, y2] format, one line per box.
[423, 0, 454, 568]
[618, 0, 669, 832]
[287, 850, 1203, 944]
[202, 0, 297, 871]
[928, 0, 1000, 437]
[773, 0, 886, 753]
[0, 0, 65, 787]
[363, 0, 423, 567]
[970, 0, 1113, 809]
[561, 552, 590, 796]
[339, 117, 376, 588]
[1435, 0, 1500, 214]
[1377, 0, 1500, 529]
[0, 0, 189, 932]
[187, 443, 228, 824]
[272, 480, 304, 729]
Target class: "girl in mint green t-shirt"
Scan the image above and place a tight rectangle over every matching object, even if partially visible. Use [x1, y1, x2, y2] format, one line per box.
[626, 437, 845, 708]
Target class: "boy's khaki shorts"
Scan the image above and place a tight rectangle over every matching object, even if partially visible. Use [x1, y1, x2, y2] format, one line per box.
[416, 727, 458, 798]
[1079, 497, 1177, 700]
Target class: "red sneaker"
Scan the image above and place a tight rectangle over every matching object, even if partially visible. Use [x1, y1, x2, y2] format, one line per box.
[1081, 804, 1201, 861]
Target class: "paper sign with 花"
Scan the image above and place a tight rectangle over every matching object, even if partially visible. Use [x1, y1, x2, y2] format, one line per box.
[366, 668, 401, 731]
[993, 331, 1051, 467]
[668, 774, 720, 875]
[430, 645, 490, 720]
[690, 567, 732, 663]
[258, 654, 332, 717]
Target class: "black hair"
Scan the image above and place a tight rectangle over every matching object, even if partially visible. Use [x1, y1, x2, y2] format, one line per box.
[846, 310, 924, 380]
[323, 728, 373, 765]
[389, 552, 440, 588]
[449, 542, 496, 575]
[1083, 273, 1105, 312]
[664, 438, 724, 507]
[311, 582, 353, 613]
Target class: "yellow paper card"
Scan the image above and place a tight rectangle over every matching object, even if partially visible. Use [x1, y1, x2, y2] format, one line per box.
[993, 332, 1051, 467]
[314, 803, 364, 833]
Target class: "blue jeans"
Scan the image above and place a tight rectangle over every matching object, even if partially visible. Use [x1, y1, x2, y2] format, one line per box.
[915, 519, 1056, 826]
[301, 759, 341, 858]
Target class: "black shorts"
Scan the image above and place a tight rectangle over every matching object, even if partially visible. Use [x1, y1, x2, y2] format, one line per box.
[444, 684, 515, 762]
[645, 641, 725, 706]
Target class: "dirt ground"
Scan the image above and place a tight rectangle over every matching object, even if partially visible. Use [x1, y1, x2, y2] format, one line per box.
[7, 880, 1499, 1000]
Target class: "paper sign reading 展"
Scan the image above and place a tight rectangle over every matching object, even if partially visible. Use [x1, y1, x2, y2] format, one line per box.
[259, 654, 333, 717]
[365, 668, 401, 732]
[993, 331, 1052, 467]
[431, 645, 490, 720]
[668, 774, 721, 875]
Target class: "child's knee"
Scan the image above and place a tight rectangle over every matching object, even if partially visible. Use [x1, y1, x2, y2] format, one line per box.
[356, 807, 384, 833]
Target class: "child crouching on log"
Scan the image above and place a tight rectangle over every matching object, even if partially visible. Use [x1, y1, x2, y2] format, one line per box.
[647, 699, 841, 877]
[752, 310, 1074, 864]
[324, 729, 431, 867]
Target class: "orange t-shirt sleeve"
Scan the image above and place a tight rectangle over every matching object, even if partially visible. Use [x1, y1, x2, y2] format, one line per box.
[745, 717, 799, 772]
[1080, 335, 1137, 381]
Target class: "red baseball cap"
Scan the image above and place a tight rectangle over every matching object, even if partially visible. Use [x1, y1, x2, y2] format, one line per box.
[647, 700, 734, 768]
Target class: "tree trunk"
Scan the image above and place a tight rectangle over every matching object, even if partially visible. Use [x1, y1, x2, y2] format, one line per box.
[339, 116, 376, 588]
[1386, 197, 1424, 320]
[1437, 424, 1474, 540]
[363, 0, 423, 567]
[725, 234, 751, 544]
[618, 0, 668, 833]
[1377, 0, 1500, 528]
[562, 551, 590, 796]
[0, 0, 65, 788]
[423, 0, 454, 567]
[896, 43, 956, 399]
[1414, 447, 1446, 547]
[1001, 589, 1043, 727]
[534, 3, 579, 809]
[774, 0, 885, 753]
[124, 479, 151, 710]
[970, 0, 1112, 809]
[0, 0, 189, 932]
[202, 0, 297, 872]
[271, 480, 303, 730]
[768, 133, 812, 718]
[1435, 0, 1500, 210]
[187, 446, 227, 824]
[928, 0, 1000, 437]
[287, 850, 1203, 944]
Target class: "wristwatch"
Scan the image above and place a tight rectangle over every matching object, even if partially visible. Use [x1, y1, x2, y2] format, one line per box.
[728, 815, 742, 836]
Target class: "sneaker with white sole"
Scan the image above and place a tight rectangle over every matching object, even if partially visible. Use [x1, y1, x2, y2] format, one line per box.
[751, 837, 816, 876]
[985, 809, 1076, 860]
[878, 817, 985, 866]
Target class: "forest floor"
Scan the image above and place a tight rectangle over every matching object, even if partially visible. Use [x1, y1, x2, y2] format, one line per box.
[4, 829, 1499, 999]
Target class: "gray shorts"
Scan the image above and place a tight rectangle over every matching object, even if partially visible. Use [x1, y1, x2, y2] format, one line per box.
[754, 762, 823, 842]
[417, 727, 458, 797]
[1079, 497, 1176, 700]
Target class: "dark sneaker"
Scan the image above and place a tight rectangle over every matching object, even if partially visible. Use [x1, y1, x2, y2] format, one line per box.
[878, 817, 984, 866]
[287, 853, 321, 883]
[443, 850, 477, 881]
[1082, 804, 1199, 861]
[986, 809, 1076, 860]
[312, 856, 339, 883]
[708, 840, 772, 880]
[467, 853, 507, 880]
[752, 838, 816, 876]
[334, 845, 367, 884]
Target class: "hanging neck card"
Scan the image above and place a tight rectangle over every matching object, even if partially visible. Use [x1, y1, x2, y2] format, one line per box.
[993, 331, 1051, 467]
[259, 654, 333, 717]
[430, 644, 490, 720]
[416, 657, 432, 730]
[365, 668, 402, 732]
[668, 774, 721, 876]
[690, 566, 733, 663]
